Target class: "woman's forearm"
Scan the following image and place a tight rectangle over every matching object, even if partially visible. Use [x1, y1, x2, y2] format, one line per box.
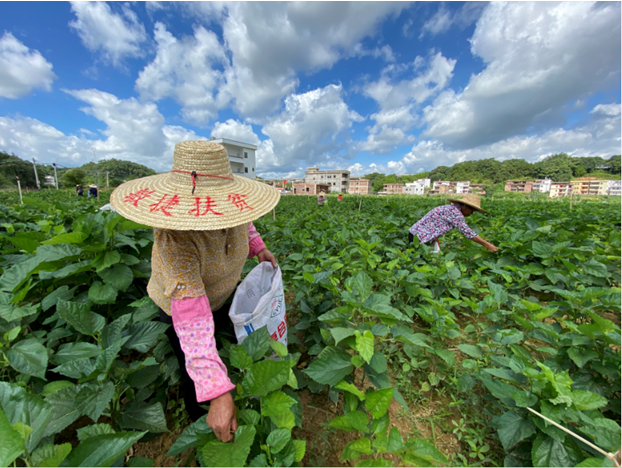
[472, 236, 498, 251]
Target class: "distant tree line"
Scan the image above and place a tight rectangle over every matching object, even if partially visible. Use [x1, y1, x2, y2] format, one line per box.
[0, 152, 156, 189]
[362, 172, 431, 193]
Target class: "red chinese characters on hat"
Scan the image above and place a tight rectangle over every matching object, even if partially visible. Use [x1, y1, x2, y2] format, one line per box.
[124, 188, 155, 207]
[188, 196, 223, 217]
[228, 193, 253, 212]
[149, 194, 180, 217]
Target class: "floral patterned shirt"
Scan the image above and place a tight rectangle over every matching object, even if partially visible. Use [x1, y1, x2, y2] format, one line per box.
[409, 204, 477, 244]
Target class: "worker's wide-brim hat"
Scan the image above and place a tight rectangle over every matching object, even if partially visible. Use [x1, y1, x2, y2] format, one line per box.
[447, 193, 489, 214]
[110, 140, 280, 230]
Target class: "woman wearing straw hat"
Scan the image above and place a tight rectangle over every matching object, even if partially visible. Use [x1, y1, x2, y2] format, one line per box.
[317, 191, 327, 206]
[110, 141, 280, 443]
[408, 194, 498, 252]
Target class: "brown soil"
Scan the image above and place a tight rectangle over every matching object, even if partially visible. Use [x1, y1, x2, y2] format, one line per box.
[132, 427, 197, 467]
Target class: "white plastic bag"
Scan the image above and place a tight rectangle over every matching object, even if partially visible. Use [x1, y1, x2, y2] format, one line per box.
[228, 262, 287, 346]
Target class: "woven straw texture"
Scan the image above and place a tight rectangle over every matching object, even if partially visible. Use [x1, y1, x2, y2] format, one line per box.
[110, 141, 280, 230]
[447, 193, 488, 214]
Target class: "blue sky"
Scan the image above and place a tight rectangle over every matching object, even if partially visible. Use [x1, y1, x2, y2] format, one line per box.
[0, 1, 619, 178]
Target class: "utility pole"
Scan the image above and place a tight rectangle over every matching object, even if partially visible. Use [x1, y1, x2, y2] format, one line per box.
[52, 163, 59, 189]
[31, 158, 40, 190]
[16, 177, 23, 204]
[106, 172, 109, 189]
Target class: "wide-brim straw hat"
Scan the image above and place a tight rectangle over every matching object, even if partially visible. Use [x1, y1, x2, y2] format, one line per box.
[447, 193, 489, 214]
[318, 191, 326, 196]
[110, 140, 280, 230]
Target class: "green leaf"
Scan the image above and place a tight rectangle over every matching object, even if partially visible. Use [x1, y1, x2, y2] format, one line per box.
[119, 401, 168, 433]
[479, 375, 517, 400]
[457, 344, 483, 359]
[576, 457, 615, 467]
[269, 411, 296, 430]
[98, 264, 134, 292]
[352, 272, 373, 301]
[92, 251, 121, 272]
[0, 407, 24, 467]
[582, 418, 622, 452]
[52, 342, 100, 365]
[57, 300, 105, 336]
[270, 340, 288, 358]
[401, 438, 448, 466]
[201, 425, 255, 467]
[63, 431, 147, 467]
[335, 381, 365, 400]
[123, 322, 169, 353]
[302, 272, 314, 283]
[494, 411, 536, 451]
[0, 293, 38, 322]
[7, 339, 48, 379]
[355, 330, 374, 364]
[41, 232, 88, 245]
[241, 326, 272, 361]
[572, 390, 608, 411]
[387, 427, 403, 453]
[365, 388, 393, 419]
[242, 360, 292, 397]
[31, 443, 72, 467]
[7, 236, 40, 253]
[229, 345, 253, 370]
[532, 241, 553, 258]
[88, 281, 118, 305]
[261, 391, 296, 417]
[50, 358, 95, 380]
[101, 314, 132, 349]
[77, 424, 116, 442]
[126, 456, 154, 467]
[303, 347, 354, 386]
[266, 428, 291, 453]
[0, 382, 53, 452]
[166, 418, 212, 456]
[531, 434, 583, 467]
[512, 391, 538, 408]
[330, 327, 356, 345]
[293, 440, 306, 462]
[239, 409, 260, 427]
[582, 260, 608, 277]
[369, 353, 388, 374]
[41, 380, 74, 397]
[341, 437, 373, 461]
[567, 348, 599, 368]
[434, 349, 456, 366]
[329, 411, 369, 432]
[44, 382, 115, 435]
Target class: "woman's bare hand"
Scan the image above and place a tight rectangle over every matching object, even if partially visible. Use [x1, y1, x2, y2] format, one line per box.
[486, 243, 499, 252]
[206, 392, 237, 442]
[257, 248, 277, 268]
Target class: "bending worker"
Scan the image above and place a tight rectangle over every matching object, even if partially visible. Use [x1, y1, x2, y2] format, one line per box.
[408, 194, 498, 252]
[110, 140, 280, 442]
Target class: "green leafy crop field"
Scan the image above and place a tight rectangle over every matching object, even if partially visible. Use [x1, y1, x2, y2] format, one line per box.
[0, 190, 619, 467]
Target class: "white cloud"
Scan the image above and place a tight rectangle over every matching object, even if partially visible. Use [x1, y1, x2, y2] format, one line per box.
[0, 32, 56, 99]
[258, 84, 363, 173]
[151, 2, 407, 121]
[359, 52, 456, 153]
[69, 1, 147, 66]
[420, 6, 453, 38]
[419, 2, 486, 39]
[591, 103, 621, 117]
[135, 22, 227, 125]
[43, 88, 203, 171]
[422, 2, 621, 149]
[211, 119, 260, 145]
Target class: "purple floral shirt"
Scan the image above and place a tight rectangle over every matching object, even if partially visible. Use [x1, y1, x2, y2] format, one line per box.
[409, 204, 477, 244]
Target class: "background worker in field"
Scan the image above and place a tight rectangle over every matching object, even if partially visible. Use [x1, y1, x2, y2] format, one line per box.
[408, 194, 499, 252]
[110, 141, 280, 443]
[318, 191, 327, 206]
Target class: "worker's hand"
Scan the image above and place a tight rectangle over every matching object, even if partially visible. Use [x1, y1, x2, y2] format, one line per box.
[257, 248, 278, 268]
[486, 243, 499, 252]
[206, 392, 237, 443]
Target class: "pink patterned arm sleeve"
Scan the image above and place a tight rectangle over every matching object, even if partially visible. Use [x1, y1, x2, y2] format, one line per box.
[170, 295, 235, 402]
[447, 208, 478, 239]
[248, 221, 267, 258]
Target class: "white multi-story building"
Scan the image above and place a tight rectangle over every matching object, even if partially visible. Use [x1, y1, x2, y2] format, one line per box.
[304, 167, 350, 193]
[549, 182, 571, 198]
[455, 181, 470, 194]
[417, 178, 431, 188]
[532, 178, 552, 193]
[210, 137, 257, 179]
[607, 180, 621, 196]
[404, 181, 425, 195]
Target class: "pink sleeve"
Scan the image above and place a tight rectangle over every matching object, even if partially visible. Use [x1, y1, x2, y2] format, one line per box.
[248, 221, 266, 258]
[170, 295, 235, 402]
